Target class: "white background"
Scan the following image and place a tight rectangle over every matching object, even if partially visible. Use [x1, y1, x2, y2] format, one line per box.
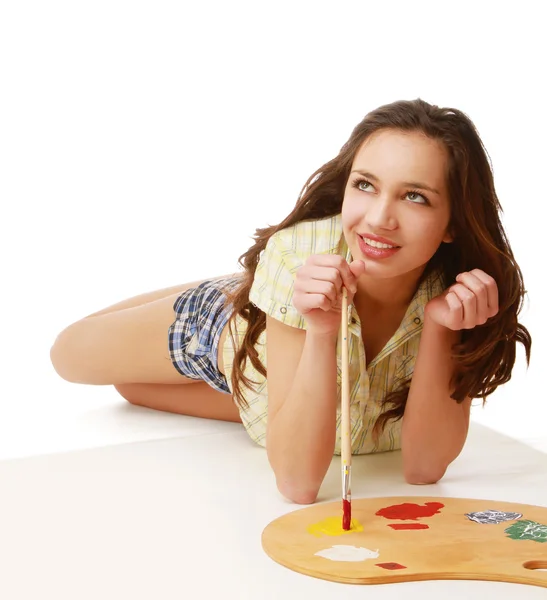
[0, 0, 545, 460]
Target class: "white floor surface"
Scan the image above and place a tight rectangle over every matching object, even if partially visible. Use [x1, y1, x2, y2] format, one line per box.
[1, 366, 546, 599]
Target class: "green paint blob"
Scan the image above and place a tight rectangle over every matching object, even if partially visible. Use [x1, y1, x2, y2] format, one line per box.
[504, 519, 547, 543]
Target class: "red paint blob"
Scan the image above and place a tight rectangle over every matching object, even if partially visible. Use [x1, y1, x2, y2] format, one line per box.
[376, 562, 407, 570]
[376, 502, 444, 520]
[388, 523, 429, 530]
[342, 499, 351, 530]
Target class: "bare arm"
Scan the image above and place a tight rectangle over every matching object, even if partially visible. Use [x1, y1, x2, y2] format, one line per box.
[401, 313, 471, 484]
[265, 317, 339, 504]
[261, 254, 366, 504]
[402, 268, 499, 483]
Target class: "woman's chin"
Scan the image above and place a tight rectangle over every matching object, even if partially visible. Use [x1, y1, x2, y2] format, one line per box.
[359, 259, 425, 283]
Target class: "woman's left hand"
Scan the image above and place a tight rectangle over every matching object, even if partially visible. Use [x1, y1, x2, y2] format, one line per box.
[425, 269, 499, 330]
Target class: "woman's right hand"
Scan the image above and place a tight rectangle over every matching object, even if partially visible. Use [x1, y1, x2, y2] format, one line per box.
[293, 255, 366, 337]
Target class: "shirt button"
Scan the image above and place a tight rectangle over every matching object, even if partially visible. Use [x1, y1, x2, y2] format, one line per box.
[280, 307, 287, 314]
[351, 317, 357, 324]
[414, 317, 421, 325]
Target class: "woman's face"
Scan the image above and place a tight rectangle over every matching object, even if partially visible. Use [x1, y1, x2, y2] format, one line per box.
[342, 128, 453, 281]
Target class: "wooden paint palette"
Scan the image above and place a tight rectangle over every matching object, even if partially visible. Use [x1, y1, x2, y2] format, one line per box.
[262, 496, 547, 588]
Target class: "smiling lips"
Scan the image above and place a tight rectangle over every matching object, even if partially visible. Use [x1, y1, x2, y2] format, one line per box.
[360, 233, 400, 248]
[358, 234, 401, 259]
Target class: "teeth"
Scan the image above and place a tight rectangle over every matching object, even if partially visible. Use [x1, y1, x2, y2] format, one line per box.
[364, 238, 396, 249]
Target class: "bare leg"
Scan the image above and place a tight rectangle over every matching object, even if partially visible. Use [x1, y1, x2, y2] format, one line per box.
[51, 274, 243, 422]
[82, 274, 239, 319]
[51, 273, 239, 384]
[115, 381, 242, 423]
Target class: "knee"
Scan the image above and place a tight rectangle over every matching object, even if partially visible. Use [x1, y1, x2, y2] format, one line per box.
[114, 383, 141, 405]
[50, 327, 81, 383]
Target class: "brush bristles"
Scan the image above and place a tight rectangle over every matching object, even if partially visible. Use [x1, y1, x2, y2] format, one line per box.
[342, 498, 351, 530]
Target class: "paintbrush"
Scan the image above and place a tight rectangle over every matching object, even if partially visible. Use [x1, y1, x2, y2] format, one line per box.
[341, 286, 352, 530]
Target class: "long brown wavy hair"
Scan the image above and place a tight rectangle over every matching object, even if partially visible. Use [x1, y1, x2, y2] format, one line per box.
[223, 98, 532, 436]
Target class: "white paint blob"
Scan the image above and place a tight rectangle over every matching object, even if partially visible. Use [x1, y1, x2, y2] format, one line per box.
[314, 545, 380, 562]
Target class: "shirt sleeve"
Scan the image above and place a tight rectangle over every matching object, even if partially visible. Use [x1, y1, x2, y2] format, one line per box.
[248, 229, 307, 330]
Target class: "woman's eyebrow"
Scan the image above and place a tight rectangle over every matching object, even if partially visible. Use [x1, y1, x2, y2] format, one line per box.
[350, 169, 441, 195]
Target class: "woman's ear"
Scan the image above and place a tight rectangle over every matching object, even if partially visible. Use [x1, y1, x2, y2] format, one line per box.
[442, 227, 454, 244]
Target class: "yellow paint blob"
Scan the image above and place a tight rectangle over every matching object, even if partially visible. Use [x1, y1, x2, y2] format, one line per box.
[307, 516, 364, 537]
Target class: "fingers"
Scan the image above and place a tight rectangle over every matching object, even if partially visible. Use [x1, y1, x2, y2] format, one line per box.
[299, 255, 359, 294]
[448, 283, 477, 328]
[295, 274, 340, 309]
[349, 259, 366, 280]
[468, 269, 499, 317]
[294, 255, 362, 314]
[449, 269, 499, 328]
[294, 292, 336, 313]
[445, 290, 464, 326]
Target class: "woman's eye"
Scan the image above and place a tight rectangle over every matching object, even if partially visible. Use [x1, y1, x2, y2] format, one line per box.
[357, 180, 373, 192]
[406, 191, 428, 204]
[352, 178, 430, 205]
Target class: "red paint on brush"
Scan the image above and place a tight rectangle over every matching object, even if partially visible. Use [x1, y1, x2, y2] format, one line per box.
[388, 523, 429, 530]
[342, 499, 351, 530]
[376, 502, 444, 520]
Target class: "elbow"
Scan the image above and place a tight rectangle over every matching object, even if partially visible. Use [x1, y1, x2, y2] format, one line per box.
[266, 434, 327, 506]
[279, 486, 319, 505]
[404, 466, 447, 486]
[276, 479, 320, 505]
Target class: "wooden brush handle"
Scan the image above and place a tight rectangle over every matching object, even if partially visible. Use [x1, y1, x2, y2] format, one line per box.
[341, 287, 351, 468]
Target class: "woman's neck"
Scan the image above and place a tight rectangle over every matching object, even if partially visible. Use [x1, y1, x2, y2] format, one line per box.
[354, 267, 424, 313]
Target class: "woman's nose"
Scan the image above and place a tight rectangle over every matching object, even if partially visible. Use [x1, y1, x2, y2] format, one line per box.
[365, 197, 397, 230]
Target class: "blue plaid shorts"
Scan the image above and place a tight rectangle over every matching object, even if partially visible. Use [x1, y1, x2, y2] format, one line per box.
[168, 275, 243, 394]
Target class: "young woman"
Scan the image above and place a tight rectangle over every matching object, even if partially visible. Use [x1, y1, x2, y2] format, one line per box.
[50, 98, 532, 504]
